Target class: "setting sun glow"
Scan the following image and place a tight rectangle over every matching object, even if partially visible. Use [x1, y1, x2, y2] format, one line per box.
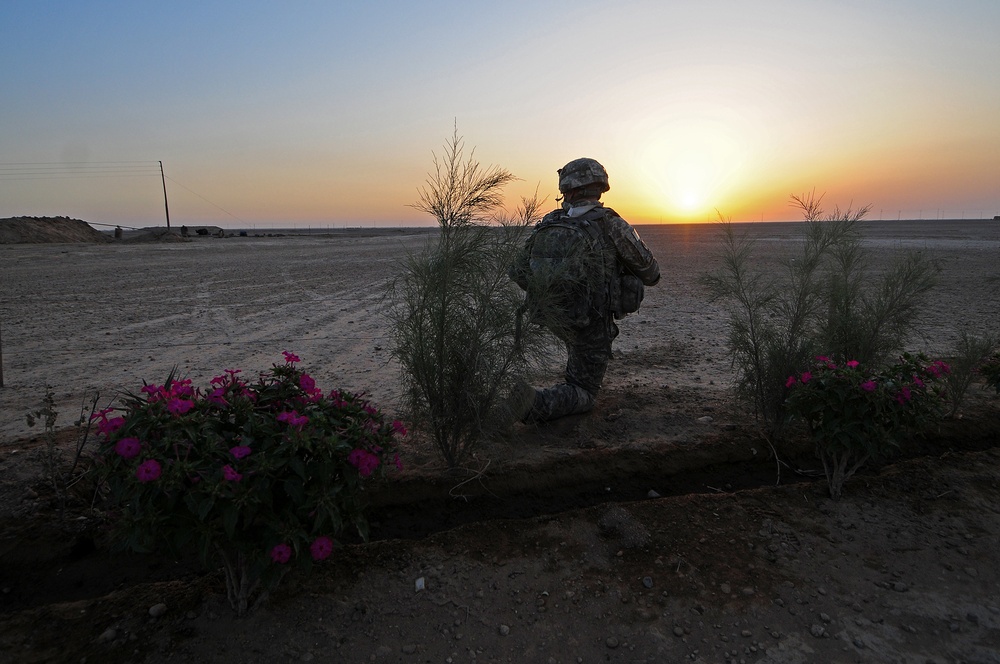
[629, 116, 748, 222]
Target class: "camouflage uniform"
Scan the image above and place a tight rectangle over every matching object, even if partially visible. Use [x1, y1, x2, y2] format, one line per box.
[511, 198, 660, 422]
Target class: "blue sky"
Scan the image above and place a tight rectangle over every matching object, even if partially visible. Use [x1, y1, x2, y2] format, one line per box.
[3, 0, 999, 226]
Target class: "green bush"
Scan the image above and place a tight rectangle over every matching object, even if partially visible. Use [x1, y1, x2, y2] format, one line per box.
[388, 128, 546, 467]
[92, 353, 404, 615]
[785, 353, 948, 498]
[981, 351, 1000, 393]
[704, 192, 939, 440]
[942, 330, 997, 415]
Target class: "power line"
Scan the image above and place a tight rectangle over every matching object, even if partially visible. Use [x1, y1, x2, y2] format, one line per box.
[0, 160, 245, 226]
[0, 160, 157, 164]
[0, 174, 161, 181]
[164, 175, 246, 224]
[0, 161, 161, 181]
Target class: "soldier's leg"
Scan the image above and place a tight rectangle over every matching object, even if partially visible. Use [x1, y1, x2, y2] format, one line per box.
[564, 334, 611, 395]
[525, 381, 596, 422]
[525, 324, 611, 422]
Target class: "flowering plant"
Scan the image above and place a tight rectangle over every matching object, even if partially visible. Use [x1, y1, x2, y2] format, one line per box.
[980, 352, 1000, 394]
[92, 352, 405, 615]
[784, 352, 948, 499]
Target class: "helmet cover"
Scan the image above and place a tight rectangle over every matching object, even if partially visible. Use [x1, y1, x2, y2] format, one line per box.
[557, 158, 610, 194]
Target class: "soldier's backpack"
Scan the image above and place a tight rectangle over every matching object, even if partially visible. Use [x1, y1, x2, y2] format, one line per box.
[524, 208, 611, 329]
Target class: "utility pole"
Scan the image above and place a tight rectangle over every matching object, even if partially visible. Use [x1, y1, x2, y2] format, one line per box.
[160, 160, 171, 229]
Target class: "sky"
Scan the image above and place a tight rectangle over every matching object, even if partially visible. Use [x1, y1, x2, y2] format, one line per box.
[2, 0, 999, 228]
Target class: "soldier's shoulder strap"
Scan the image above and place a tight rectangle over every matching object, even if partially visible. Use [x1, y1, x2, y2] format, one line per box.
[536, 208, 569, 227]
[532, 207, 610, 248]
[577, 207, 614, 246]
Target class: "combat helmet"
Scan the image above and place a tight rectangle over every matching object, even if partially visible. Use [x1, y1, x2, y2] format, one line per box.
[557, 158, 610, 194]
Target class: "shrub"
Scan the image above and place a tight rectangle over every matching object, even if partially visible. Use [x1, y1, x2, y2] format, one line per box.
[942, 330, 997, 415]
[981, 351, 1000, 393]
[784, 353, 948, 499]
[388, 127, 547, 467]
[704, 192, 938, 441]
[26, 388, 100, 516]
[702, 220, 820, 440]
[92, 353, 405, 616]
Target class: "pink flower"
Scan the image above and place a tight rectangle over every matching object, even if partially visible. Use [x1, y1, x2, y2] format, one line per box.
[392, 420, 408, 437]
[167, 398, 195, 416]
[206, 387, 229, 407]
[114, 437, 141, 459]
[168, 379, 194, 398]
[800, 372, 812, 384]
[815, 355, 830, 363]
[860, 380, 877, 392]
[282, 351, 301, 364]
[785, 376, 797, 388]
[299, 373, 316, 392]
[277, 410, 309, 430]
[309, 536, 334, 561]
[348, 448, 380, 477]
[222, 464, 243, 482]
[92, 409, 124, 435]
[925, 360, 950, 378]
[96, 416, 126, 436]
[230, 445, 252, 459]
[912, 375, 925, 388]
[846, 360, 860, 368]
[92, 407, 114, 421]
[136, 459, 162, 483]
[363, 404, 378, 417]
[140, 384, 166, 402]
[270, 543, 292, 564]
[330, 390, 347, 408]
[900, 386, 912, 401]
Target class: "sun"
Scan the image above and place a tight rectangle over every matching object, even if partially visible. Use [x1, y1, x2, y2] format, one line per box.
[635, 117, 747, 221]
[678, 190, 703, 213]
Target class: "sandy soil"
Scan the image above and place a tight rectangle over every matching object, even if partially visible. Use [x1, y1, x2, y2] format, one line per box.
[1, 220, 999, 663]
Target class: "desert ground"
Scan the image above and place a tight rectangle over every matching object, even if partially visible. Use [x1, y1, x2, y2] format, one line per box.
[1, 219, 999, 663]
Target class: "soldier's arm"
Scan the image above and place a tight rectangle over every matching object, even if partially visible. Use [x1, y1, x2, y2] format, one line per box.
[605, 215, 661, 286]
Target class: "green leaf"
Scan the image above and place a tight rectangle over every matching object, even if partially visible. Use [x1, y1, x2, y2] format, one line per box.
[222, 504, 239, 539]
[197, 495, 215, 521]
[284, 478, 305, 503]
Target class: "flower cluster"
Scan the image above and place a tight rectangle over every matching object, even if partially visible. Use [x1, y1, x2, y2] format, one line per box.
[784, 352, 948, 498]
[786, 354, 949, 416]
[92, 354, 406, 610]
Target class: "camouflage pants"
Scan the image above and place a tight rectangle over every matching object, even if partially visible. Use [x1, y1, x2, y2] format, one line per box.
[526, 317, 618, 423]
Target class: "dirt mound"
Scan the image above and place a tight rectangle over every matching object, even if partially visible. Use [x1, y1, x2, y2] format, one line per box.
[0, 216, 111, 244]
